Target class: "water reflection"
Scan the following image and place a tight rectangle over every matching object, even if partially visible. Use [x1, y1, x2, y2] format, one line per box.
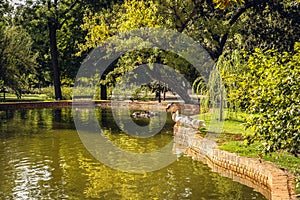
[0, 108, 266, 199]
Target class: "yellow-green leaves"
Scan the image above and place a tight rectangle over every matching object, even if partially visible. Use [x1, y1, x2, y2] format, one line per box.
[213, 0, 244, 9]
[217, 44, 300, 155]
[78, 0, 165, 54]
[241, 44, 300, 155]
[118, 0, 164, 32]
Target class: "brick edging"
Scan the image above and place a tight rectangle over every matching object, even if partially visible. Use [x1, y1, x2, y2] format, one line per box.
[174, 124, 297, 200]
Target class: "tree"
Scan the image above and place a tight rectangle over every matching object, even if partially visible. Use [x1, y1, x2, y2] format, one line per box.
[77, 0, 300, 119]
[79, 0, 300, 98]
[0, 25, 37, 98]
[156, 0, 300, 59]
[12, 0, 122, 99]
[78, 0, 170, 100]
[12, 0, 79, 99]
[46, 0, 82, 100]
[188, 0, 300, 119]
[234, 0, 300, 53]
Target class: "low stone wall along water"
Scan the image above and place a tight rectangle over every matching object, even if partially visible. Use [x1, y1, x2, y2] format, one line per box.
[173, 124, 296, 200]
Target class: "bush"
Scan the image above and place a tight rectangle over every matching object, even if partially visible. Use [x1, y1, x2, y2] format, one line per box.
[41, 87, 55, 100]
[239, 43, 300, 155]
[61, 87, 73, 100]
[41, 87, 73, 100]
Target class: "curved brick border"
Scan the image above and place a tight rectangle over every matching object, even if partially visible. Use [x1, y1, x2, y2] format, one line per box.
[174, 124, 297, 200]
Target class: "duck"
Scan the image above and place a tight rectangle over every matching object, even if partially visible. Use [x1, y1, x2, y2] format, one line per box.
[132, 112, 141, 118]
[172, 110, 183, 122]
[167, 103, 205, 128]
[191, 118, 206, 128]
[131, 111, 158, 118]
[180, 115, 194, 127]
[172, 110, 193, 127]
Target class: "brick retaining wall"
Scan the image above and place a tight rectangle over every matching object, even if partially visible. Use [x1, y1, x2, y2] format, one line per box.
[174, 124, 297, 200]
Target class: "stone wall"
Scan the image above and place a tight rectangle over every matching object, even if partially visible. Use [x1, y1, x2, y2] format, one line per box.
[174, 124, 296, 200]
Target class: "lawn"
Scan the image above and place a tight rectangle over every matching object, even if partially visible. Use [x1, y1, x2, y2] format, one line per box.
[1, 93, 48, 102]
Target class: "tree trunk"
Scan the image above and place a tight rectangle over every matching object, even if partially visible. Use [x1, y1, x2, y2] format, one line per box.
[49, 22, 62, 100]
[157, 84, 161, 103]
[101, 84, 107, 100]
[219, 85, 224, 121]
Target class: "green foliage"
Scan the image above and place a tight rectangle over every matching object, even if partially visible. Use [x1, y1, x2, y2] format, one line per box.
[12, 0, 118, 96]
[79, 0, 200, 101]
[213, 0, 244, 9]
[40, 87, 55, 100]
[0, 24, 37, 98]
[240, 0, 300, 53]
[41, 87, 73, 100]
[235, 43, 300, 155]
[132, 86, 151, 101]
[61, 87, 73, 100]
[218, 49, 245, 112]
[217, 44, 299, 155]
[79, 0, 166, 54]
[4, 0, 299, 97]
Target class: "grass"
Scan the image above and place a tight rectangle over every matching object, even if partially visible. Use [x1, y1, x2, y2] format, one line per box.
[198, 110, 252, 135]
[1, 93, 49, 102]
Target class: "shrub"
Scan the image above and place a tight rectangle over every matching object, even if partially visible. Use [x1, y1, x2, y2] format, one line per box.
[41, 87, 55, 100]
[41, 86, 73, 100]
[240, 43, 300, 155]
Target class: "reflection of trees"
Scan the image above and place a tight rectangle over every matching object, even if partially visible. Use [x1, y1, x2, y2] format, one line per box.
[0, 108, 76, 137]
[52, 108, 74, 129]
[52, 109, 62, 129]
[2, 109, 88, 198]
[96, 108, 119, 132]
[0, 109, 89, 199]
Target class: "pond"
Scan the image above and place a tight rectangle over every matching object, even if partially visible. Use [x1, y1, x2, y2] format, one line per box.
[0, 108, 266, 199]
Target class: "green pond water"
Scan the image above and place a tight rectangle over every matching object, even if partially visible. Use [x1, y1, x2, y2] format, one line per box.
[0, 108, 266, 199]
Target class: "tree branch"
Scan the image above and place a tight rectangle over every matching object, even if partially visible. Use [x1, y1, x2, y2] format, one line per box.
[58, 0, 79, 28]
[215, 0, 267, 59]
[177, 0, 204, 32]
